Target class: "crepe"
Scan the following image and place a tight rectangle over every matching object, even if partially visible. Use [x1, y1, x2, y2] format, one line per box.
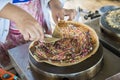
[29, 21, 99, 67]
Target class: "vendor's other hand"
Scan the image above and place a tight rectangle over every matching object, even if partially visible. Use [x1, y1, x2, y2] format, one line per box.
[49, 0, 76, 23]
[52, 8, 76, 23]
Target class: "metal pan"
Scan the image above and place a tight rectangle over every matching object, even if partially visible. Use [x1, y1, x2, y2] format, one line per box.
[29, 44, 103, 80]
[100, 8, 120, 40]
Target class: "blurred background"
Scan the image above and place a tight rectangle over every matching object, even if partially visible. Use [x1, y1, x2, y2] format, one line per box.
[64, 0, 120, 11]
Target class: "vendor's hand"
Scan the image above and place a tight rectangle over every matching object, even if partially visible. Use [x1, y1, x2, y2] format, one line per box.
[0, 3, 44, 41]
[49, 0, 76, 23]
[52, 8, 76, 23]
[16, 17, 44, 41]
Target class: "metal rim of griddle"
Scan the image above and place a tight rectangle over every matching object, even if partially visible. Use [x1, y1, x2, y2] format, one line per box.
[100, 8, 120, 39]
[29, 44, 103, 79]
[98, 5, 119, 15]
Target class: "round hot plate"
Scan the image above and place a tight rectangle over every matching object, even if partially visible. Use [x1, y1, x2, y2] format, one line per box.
[100, 8, 120, 41]
[29, 44, 103, 80]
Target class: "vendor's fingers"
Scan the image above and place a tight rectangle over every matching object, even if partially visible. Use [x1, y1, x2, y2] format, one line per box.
[64, 9, 76, 20]
[19, 25, 44, 41]
[19, 29, 30, 41]
[52, 10, 65, 23]
[27, 27, 39, 41]
[23, 32, 30, 41]
[34, 23, 44, 41]
[52, 14, 58, 24]
[20, 26, 37, 41]
[38, 28, 44, 42]
[58, 10, 64, 20]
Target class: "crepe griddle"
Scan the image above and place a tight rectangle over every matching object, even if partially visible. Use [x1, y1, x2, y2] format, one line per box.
[100, 8, 120, 40]
[29, 44, 103, 75]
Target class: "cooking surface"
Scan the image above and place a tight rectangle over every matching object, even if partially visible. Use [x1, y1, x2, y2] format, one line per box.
[100, 8, 120, 33]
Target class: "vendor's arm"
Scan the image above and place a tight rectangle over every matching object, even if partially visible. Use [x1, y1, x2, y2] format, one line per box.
[0, 3, 44, 41]
[49, 0, 76, 23]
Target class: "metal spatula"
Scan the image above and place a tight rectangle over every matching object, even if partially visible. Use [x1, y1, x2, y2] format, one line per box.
[44, 35, 61, 44]
[44, 37, 61, 43]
